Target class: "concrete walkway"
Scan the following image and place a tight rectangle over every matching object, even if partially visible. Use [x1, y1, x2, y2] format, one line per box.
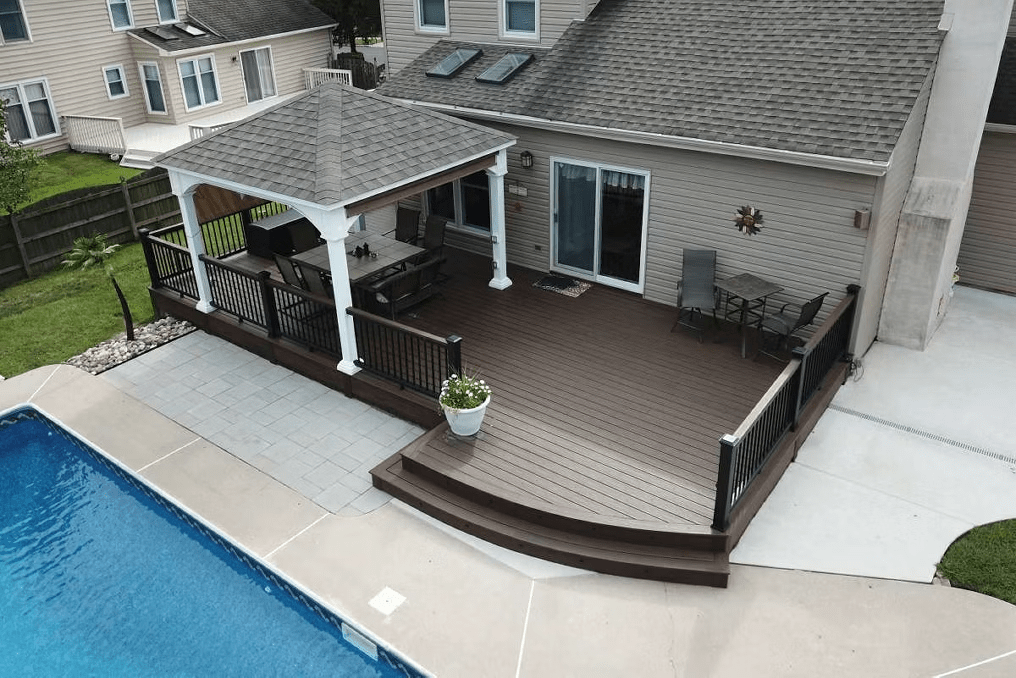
[732, 286, 1016, 582]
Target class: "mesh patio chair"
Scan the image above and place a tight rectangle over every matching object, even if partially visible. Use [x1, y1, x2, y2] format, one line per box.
[421, 214, 447, 257]
[274, 254, 306, 289]
[299, 264, 333, 298]
[393, 205, 421, 245]
[671, 249, 719, 342]
[756, 291, 828, 359]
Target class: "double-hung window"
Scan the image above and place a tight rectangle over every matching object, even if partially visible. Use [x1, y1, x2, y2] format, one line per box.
[0, 0, 30, 43]
[178, 56, 220, 110]
[107, 0, 133, 30]
[427, 170, 491, 233]
[103, 65, 129, 99]
[139, 62, 166, 114]
[156, 0, 177, 23]
[501, 0, 537, 38]
[0, 79, 58, 142]
[416, 0, 448, 33]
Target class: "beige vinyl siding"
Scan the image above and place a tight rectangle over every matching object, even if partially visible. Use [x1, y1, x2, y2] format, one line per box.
[957, 130, 1016, 294]
[434, 121, 873, 326]
[158, 30, 330, 125]
[383, 0, 583, 74]
[853, 73, 933, 353]
[0, 0, 158, 153]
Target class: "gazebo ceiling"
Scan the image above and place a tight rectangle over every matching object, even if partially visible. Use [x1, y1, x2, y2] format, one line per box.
[154, 82, 516, 209]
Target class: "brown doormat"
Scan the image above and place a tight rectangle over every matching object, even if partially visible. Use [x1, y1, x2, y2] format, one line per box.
[533, 274, 592, 298]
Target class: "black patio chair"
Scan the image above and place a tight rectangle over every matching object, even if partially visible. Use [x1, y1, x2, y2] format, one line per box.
[392, 205, 421, 245]
[421, 214, 447, 257]
[274, 253, 306, 289]
[756, 291, 828, 359]
[671, 249, 719, 341]
[299, 264, 333, 298]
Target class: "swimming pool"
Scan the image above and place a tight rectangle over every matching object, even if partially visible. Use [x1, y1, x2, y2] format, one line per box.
[0, 405, 424, 677]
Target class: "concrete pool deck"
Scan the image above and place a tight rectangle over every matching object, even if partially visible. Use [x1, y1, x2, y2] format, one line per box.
[4, 359, 1016, 677]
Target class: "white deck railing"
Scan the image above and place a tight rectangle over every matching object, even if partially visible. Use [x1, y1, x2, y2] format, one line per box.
[304, 67, 353, 89]
[188, 124, 229, 141]
[63, 115, 127, 156]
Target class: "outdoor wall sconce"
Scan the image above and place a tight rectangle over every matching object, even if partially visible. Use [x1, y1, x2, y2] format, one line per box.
[520, 150, 534, 169]
[854, 208, 871, 230]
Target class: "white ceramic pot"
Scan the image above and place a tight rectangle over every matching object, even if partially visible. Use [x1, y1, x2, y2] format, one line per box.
[441, 395, 490, 436]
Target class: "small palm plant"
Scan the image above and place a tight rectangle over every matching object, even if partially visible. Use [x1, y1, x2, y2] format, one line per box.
[62, 234, 135, 340]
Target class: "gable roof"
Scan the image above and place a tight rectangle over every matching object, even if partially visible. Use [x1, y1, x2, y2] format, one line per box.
[378, 0, 946, 164]
[128, 0, 335, 52]
[154, 83, 516, 207]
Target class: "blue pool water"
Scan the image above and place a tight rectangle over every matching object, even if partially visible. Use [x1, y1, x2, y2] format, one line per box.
[0, 407, 421, 677]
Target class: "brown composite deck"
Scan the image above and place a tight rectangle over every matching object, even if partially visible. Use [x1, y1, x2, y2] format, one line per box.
[369, 250, 783, 584]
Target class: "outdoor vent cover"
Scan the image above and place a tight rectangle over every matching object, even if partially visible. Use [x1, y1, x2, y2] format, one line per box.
[475, 53, 533, 84]
[426, 48, 482, 78]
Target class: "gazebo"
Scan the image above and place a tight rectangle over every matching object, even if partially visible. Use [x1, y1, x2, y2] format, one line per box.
[155, 82, 516, 375]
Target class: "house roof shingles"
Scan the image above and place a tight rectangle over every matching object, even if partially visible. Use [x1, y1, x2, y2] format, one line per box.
[378, 0, 946, 163]
[128, 0, 335, 52]
[155, 83, 516, 206]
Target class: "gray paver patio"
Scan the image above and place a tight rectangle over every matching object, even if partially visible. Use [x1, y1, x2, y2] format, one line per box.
[100, 330, 423, 514]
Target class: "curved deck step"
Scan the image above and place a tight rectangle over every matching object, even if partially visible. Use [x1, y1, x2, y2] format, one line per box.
[372, 453, 730, 588]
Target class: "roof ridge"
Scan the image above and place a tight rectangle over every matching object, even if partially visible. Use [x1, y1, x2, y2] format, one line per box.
[315, 85, 345, 203]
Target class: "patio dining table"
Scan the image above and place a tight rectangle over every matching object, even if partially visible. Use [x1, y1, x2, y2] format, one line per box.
[715, 273, 784, 358]
[291, 231, 426, 284]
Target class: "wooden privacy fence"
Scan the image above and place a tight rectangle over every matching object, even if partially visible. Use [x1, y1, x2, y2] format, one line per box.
[712, 284, 860, 533]
[0, 168, 179, 288]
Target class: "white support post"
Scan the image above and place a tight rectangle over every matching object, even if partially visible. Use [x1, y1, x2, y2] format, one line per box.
[487, 149, 512, 290]
[311, 208, 362, 375]
[169, 171, 214, 313]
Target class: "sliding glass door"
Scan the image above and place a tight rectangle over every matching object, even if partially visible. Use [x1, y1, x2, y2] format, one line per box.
[552, 159, 649, 292]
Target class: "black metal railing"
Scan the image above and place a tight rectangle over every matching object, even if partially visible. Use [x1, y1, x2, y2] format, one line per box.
[270, 281, 341, 356]
[348, 307, 462, 399]
[202, 257, 268, 328]
[141, 226, 199, 300]
[712, 284, 860, 531]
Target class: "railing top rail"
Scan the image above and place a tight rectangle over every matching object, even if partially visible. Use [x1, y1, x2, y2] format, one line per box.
[62, 114, 124, 123]
[347, 306, 452, 345]
[146, 222, 184, 237]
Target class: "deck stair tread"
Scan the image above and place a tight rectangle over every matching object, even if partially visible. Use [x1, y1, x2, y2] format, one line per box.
[373, 453, 730, 588]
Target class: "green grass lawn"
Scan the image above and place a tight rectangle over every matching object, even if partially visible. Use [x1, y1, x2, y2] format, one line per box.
[0, 243, 155, 378]
[938, 519, 1016, 605]
[23, 151, 143, 209]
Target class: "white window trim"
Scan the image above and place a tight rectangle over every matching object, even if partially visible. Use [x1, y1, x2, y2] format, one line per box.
[414, 0, 449, 35]
[155, 0, 178, 24]
[425, 172, 492, 237]
[548, 155, 651, 294]
[0, 78, 60, 143]
[176, 54, 222, 112]
[0, 0, 32, 44]
[102, 64, 130, 100]
[238, 46, 278, 105]
[106, 0, 134, 31]
[137, 61, 168, 115]
[499, 0, 540, 41]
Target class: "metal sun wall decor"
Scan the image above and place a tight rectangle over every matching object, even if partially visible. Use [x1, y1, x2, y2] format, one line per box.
[734, 205, 764, 236]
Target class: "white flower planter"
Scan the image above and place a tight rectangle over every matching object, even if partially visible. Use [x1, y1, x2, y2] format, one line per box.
[441, 395, 490, 436]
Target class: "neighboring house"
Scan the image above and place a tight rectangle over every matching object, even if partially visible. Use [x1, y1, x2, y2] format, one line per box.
[1, 0, 336, 164]
[375, 0, 1012, 354]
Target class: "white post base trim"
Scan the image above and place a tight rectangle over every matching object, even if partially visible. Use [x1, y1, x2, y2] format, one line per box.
[338, 359, 361, 375]
[196, 300, 215, 313]
[488, 276, 513, 290]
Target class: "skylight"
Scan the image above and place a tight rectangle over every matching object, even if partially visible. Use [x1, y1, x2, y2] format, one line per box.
[145, 26, 179, 41]
[181, 23, 206, 36]
[475, 53, 533, 84]
[426, 48, 482, 78]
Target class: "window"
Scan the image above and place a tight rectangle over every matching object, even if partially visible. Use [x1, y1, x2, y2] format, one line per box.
[178, 55, 219, 110]
[139, 62, 166, 113]
[475, 53, 533, 84]
[502, 0, 537, 37]
[0, 0, 30, 43]
[107, 0, 133, 29]
[156, 0, 177, 23]
[240, 47, 276, 103]
[416, 0, 447, 32]
[103, 65, 129, 99]
[0, 80, 58, 142]
[426, 48, 482, 78]
[426, 170, 491, 233]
